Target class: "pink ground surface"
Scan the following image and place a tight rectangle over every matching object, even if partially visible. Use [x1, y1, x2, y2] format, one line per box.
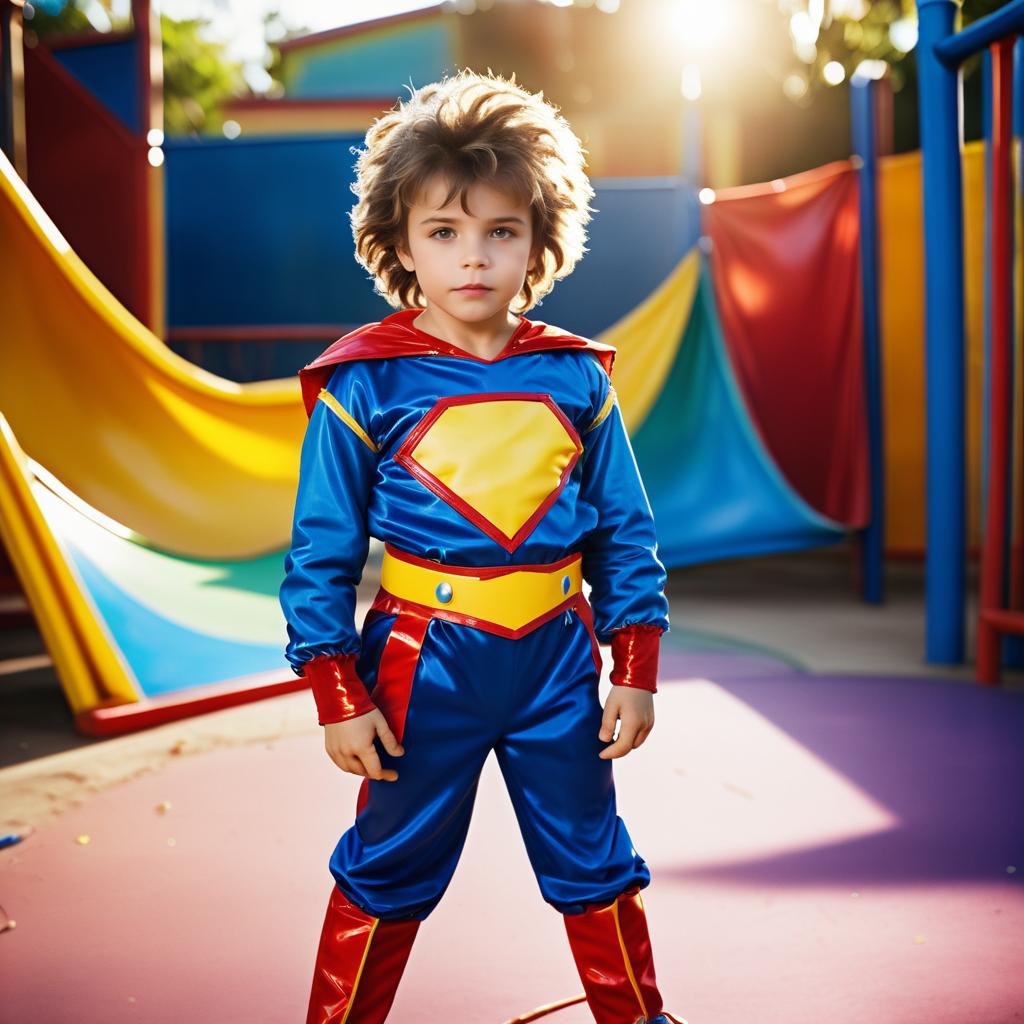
[2, 668, 1022, 1024]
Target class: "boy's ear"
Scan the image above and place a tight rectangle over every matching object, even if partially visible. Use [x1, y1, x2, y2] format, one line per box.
[395, 240, 415, 273]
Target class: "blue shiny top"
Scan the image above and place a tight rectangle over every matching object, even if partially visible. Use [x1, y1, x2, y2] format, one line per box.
[280, 345, 670, 674]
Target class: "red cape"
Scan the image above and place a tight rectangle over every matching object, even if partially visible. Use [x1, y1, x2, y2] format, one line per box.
[298, 308, 617, 418]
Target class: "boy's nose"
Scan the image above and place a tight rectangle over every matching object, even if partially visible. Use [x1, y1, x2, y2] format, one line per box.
[462, 252, 488, 267]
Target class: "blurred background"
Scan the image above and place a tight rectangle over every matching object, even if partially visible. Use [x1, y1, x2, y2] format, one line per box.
[7, 0, 1003, 377]
[21, 0, 1001, 176]
[0, 0, 1019, 731]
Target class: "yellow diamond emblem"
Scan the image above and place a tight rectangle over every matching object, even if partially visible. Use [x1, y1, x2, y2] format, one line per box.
[395, 393, 583, 552]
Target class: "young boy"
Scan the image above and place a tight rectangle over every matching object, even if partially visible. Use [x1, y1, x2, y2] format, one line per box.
[280, 70, 685, 1024]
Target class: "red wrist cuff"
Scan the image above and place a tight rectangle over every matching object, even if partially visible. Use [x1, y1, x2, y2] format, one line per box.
[303, 653, 376, 725]
[609, 624, 662, 693]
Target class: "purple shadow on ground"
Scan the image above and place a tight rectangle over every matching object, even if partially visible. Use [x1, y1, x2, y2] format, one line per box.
[656, 651, 1024, 889]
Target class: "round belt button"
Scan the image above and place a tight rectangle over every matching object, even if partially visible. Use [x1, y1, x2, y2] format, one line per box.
[561, 574, 571, 594]
[435, 581, 454, 604]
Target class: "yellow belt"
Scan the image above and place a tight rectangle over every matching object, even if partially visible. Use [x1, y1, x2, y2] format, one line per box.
[380, 544, 583, 633]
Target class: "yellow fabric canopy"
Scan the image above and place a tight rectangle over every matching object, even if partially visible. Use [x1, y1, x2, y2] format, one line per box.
[878, 141, 989, 554]
[596, 248, 700, 433]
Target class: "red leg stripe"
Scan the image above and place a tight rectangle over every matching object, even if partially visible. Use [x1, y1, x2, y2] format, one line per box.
[371, 609, 430, 746]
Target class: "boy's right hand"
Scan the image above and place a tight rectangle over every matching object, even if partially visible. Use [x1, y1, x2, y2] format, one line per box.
[324, 709, 404, 781]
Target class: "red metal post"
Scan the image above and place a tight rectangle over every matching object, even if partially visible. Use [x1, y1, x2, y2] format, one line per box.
[977, 37, 1016, 683]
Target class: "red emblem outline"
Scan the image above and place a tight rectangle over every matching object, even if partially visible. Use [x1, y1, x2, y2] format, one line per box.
[394, 392, 583, 553]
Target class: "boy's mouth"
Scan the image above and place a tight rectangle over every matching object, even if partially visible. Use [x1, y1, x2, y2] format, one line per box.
[455, 284, 491, 292]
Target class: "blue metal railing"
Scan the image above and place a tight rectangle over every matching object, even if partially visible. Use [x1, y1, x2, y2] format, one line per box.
[915, 0, 1024, 664]
[850, 72, 887, 606]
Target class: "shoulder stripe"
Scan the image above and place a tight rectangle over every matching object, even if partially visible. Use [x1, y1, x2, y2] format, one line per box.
[317, 388, 379, 454]
[584, 385, 616, 434]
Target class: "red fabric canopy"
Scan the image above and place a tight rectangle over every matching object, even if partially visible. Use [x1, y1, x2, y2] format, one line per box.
[704, 161, 869, 529]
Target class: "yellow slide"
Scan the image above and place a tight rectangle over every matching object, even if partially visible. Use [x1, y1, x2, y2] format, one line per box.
[0, 149, 306, 560]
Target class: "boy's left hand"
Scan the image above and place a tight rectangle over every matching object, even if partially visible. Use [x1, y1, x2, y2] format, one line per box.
[598, 686, 655, 759]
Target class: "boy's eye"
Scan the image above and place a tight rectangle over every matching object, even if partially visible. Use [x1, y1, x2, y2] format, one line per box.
[428, 227, 516, 239]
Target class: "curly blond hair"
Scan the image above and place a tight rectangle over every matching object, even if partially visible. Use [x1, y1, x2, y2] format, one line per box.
[349, 68, 595, 314]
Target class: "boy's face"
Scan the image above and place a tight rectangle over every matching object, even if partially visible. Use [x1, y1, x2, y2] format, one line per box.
[396, 173, 538, 323]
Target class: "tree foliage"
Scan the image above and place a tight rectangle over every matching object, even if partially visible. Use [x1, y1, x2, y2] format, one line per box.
[781, 0, 1011, 98]
[23, 0, 244, 136]
[159, 14, 244, 136]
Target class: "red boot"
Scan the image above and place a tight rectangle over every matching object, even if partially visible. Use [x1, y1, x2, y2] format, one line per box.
[306, 884, 420, 1024]
[562, 885, 682, 1024]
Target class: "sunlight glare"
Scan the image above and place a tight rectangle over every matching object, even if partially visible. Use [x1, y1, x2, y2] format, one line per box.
[668, 0, 736, 58]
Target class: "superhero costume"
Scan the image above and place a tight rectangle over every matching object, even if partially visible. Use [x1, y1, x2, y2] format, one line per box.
[279, 307, 686, 1024]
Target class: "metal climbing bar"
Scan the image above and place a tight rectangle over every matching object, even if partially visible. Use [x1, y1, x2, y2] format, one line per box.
[849, 71, 892, 607]
[934, 1, 1024, 65]
[976, 34, 1019, 684]
[915, 0, 1023, 672]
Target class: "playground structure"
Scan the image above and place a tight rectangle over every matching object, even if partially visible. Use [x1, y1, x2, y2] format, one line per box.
[0, 1, 1020, 734]
[3, 10, 1024, 1024]
[911, 0, 1024, 677]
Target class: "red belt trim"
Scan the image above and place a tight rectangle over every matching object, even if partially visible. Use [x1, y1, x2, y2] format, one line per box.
[383, 541, 582, 578]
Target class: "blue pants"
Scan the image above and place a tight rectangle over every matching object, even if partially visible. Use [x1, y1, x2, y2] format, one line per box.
[330, 605, 651, 921]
